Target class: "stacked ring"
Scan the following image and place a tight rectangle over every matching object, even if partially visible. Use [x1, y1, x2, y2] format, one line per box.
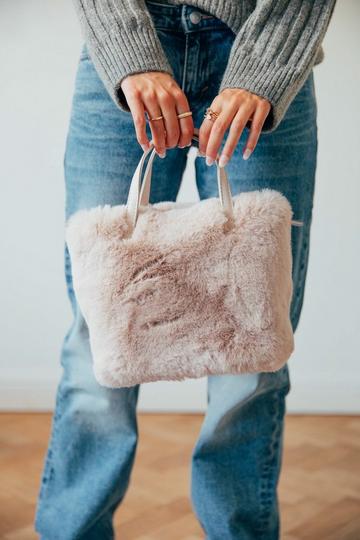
[177, 111, 193, 119]
[204, 107, 219, 122]
[148, 114, 164, 121]
[147, 111, 193, 122]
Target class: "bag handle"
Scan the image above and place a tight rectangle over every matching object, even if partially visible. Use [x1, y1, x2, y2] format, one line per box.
[126, 132, 304, 230]
[126, 132, 234, 230]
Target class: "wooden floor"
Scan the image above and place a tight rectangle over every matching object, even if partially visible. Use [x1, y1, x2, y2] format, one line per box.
[0, 414, 359, 539]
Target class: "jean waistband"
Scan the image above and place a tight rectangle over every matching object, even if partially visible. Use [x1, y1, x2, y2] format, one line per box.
[145, 0, 232, 33]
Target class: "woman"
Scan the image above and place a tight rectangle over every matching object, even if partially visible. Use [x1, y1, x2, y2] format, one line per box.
[34, 1, 336, 538]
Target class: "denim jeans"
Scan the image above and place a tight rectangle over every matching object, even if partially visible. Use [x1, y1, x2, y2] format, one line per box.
[34, 1, 317, 538]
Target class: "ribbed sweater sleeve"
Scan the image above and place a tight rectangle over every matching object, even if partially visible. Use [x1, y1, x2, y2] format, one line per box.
[218, 0, 337, 132]
[72, 0, 175, 109]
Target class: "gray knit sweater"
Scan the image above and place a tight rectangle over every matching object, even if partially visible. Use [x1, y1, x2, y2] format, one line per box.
[72, 0, 337, 132]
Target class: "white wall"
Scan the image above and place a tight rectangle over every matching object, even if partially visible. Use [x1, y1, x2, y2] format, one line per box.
[0, 0, 359, 413]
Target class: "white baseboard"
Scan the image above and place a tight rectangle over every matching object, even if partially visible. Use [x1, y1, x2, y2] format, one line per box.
[0, 376, 358, 414]
[285, 377, 360, 414]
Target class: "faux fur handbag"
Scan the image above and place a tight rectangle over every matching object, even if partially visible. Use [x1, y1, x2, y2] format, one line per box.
[65, 134, 301, 388]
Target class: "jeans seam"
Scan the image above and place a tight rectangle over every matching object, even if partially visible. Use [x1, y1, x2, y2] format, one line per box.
[291, 218, 311, 328]
[181, 32, 189, 91]
[36, 381, 66, 504]
[77, 510, 115, 540]
[257, 390, 284, 537]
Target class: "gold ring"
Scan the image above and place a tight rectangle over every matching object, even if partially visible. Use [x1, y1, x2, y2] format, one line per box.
[148, 114, 164, 122]
[177, 111, 193, 119]
[203, 107, 219, 122]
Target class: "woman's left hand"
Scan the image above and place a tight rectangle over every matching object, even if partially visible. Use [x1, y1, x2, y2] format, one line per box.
[198, 88, 271, 167]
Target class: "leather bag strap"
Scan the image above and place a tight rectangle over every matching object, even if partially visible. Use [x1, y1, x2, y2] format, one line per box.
[126, 133, 234, 230]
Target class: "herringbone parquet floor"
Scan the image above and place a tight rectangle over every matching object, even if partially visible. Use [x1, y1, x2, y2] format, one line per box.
[0, 414, 359, 539]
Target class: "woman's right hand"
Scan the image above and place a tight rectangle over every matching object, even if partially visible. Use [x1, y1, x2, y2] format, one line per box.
[120, 71, 194, 157]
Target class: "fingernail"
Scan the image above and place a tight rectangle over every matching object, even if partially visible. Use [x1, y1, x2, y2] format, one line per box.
[206, 156, 214, 166]
[186, 142, 192, 146]
[141, 143, 149, 152]
[218, 154, 229, 168]
[197, 149, 206, 157]
[158, 151, 166, 158]
[243, 148, 252, 160]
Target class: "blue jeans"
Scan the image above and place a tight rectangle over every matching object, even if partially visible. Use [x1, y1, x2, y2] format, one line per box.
[34, 2, 317, 539]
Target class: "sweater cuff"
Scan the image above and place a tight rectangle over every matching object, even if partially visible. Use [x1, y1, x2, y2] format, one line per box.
[218, 50, 314, 133]
[88, 27, 175, 113]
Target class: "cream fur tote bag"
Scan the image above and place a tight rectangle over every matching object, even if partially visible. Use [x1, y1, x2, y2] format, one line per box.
[65, 134, 300, 388]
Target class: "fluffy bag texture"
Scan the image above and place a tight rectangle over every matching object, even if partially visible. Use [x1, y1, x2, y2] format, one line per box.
[65, 188, 294, 388]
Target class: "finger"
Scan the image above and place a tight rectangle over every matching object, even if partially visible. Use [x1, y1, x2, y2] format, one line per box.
[218, 103, 256, 167]
[205, 106, 238, 165]
[198, 106, 218, 157]
[125, 91, 151, 152]
[243, 102, 270, 160]
[157, 90, 181, 149]
[144, 94, 167, 157]
[175, 91, 194, 148]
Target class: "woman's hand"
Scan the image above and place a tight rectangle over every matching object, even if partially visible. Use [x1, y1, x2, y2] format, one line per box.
[198, 88, 271, 167]
[121, 71, 194, 157]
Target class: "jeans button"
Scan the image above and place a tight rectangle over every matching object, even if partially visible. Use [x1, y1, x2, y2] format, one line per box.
[189, 11, 201, 24]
